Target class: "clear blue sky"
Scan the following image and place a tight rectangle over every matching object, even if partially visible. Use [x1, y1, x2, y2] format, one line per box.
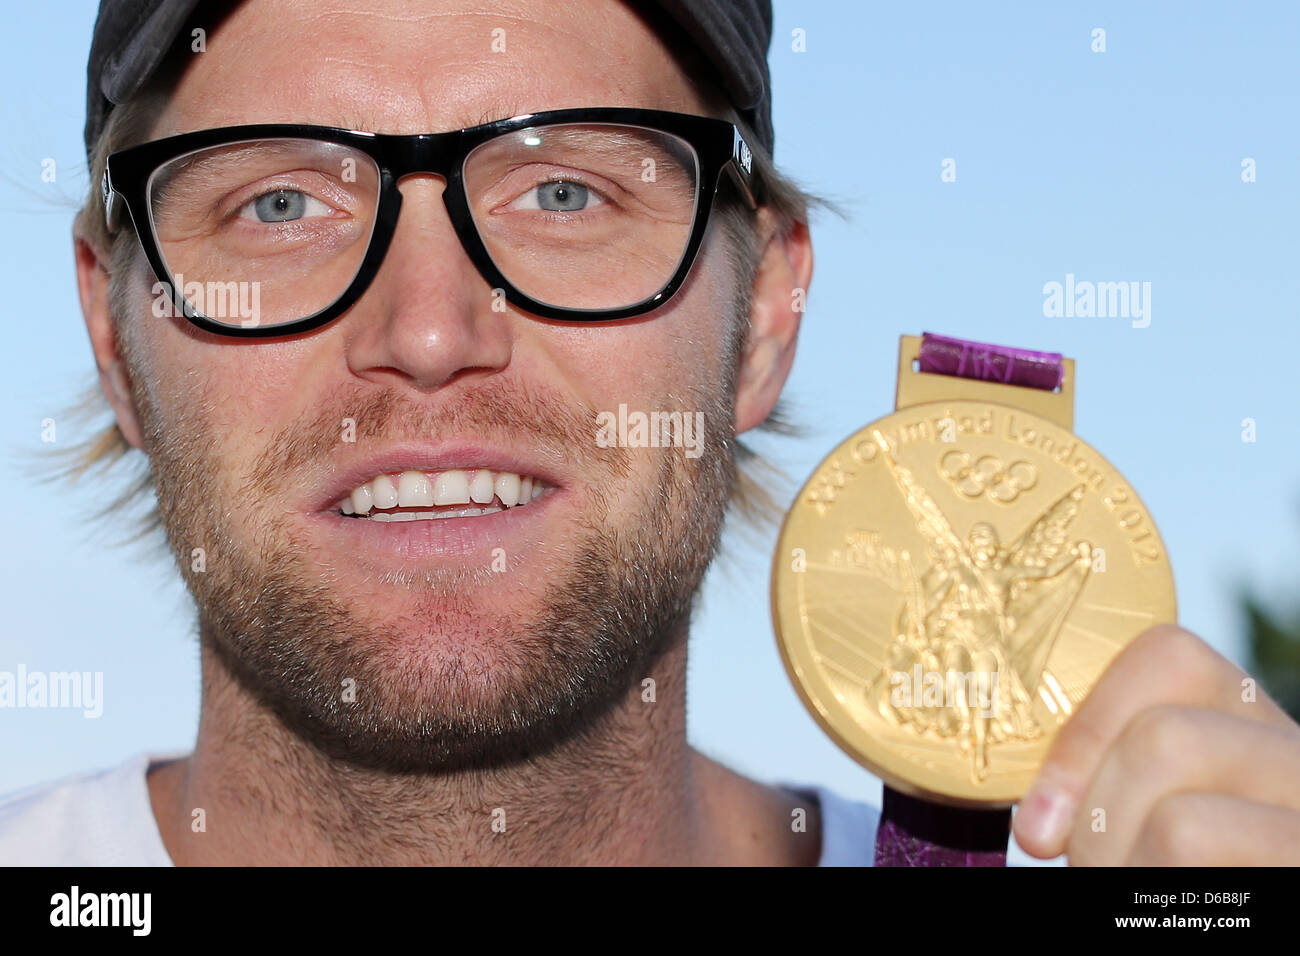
[2, 2, 1297, 866]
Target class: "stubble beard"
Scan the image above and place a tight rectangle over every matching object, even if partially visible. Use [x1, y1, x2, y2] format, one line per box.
[137, 344, 740, 775]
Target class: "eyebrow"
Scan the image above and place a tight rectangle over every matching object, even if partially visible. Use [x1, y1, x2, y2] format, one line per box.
[457, 102, 542, 130]
[321, 102, 538, 135]
[158, 140, 352, 183]
[503, 125, 696, 171]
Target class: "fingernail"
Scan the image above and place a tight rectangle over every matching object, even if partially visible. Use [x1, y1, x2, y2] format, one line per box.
[1018, 783, 1074, 849]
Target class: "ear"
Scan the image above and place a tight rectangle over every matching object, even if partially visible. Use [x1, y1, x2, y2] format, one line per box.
[74, 233, 145, 450]
[734, 210, 813, 434]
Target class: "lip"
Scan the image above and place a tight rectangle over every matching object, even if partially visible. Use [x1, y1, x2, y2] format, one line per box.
[305, 487, 562, 561]
[307, 440, 569, 513]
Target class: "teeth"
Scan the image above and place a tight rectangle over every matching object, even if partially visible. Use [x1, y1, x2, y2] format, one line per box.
[337, 467, 547, 517]
[433, 470, 471, 505]
[372, 474, 399, 509]
[397, 471, 434, 507]
[495, 472, 520, 508]
[469, 469, 495, 504]
[367, 506, 504, 521]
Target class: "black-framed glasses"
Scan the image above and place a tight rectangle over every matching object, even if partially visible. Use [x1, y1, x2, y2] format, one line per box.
[102, 107, 758, 337]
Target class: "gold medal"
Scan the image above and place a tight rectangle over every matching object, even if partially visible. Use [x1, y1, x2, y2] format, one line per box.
[772, 334, 1176, 807]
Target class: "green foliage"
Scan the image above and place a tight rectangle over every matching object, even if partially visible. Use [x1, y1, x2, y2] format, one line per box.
[1242, 591, 1300, 722]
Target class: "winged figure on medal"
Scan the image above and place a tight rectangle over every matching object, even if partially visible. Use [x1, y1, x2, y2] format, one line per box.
[852, 431, 1095, 783]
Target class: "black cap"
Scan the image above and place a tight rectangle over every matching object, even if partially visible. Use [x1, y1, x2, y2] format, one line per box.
[83, 0, 774, 159]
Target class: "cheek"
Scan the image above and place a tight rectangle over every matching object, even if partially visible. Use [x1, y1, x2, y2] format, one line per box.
[128, 298, 311, 467]
[521, 263, 736, 518]
[541, 239, 739, 414]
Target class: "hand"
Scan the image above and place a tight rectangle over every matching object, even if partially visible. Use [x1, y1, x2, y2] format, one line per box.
[1012, 623, 1300, 865]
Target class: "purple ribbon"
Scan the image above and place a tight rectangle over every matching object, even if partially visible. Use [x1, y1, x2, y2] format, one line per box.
[918, 332, 1064, 391]
[873, 332, 1063, 866]
[874, 788, 1011, 866]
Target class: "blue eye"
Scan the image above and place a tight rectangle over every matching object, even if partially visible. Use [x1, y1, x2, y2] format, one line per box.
[255, 190, 304, 222]
[535, 181, 589, 211]
[510, 180, 606, 214]
[241, 189, 331, 223]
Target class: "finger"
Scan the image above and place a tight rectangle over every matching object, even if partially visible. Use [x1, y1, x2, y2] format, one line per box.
[1124, 792, 1300, 866]
[1014, 623, 1296, 858]
[1061, 706, 1300, 865]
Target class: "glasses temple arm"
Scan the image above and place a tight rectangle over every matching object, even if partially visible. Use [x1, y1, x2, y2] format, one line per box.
[101, 171, 123, 233]
[727, 128, 759, 209]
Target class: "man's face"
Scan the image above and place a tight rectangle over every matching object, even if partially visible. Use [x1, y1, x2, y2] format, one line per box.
[115, 0, 751, 770]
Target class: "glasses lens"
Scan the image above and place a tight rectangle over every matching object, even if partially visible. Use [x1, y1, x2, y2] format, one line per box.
[464, 123, 700, 311]
[147, 139, 380, 329]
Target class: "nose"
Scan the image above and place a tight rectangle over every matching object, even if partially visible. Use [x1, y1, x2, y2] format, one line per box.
[343, 174, 513, 393]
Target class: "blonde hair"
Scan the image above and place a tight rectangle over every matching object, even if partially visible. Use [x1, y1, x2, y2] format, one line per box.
[57, 73, 834, 546]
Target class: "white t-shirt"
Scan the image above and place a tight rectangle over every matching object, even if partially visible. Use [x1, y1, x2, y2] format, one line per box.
[0, 754, 880, 866]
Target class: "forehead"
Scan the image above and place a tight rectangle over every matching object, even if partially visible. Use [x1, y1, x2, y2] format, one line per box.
[156, 0, 714, 136]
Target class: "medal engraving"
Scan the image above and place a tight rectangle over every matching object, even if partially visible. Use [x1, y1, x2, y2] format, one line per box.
[773, 401, 1176, 806]
[866, 431, 1092, 783]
